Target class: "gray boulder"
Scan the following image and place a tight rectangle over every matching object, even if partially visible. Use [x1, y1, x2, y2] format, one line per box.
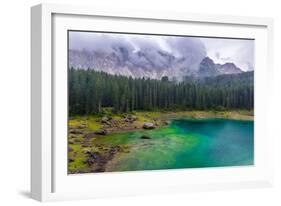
[143, 122, 155, 129]
[94, 129, 108, 135]
[130, 115, 137, 121]
[101, 116, 109, 123]
[124, 114, 138, 122]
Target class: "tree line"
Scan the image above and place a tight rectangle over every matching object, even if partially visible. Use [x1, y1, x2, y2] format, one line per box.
[69, 68, 254, 115]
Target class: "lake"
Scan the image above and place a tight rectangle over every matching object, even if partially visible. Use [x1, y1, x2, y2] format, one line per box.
[92, 118, 254, 172]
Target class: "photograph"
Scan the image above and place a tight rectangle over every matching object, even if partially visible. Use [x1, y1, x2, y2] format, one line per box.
[67, 31, 254, 174]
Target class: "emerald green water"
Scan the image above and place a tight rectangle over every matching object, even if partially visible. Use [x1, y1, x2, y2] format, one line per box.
[96, 119, 254, 172]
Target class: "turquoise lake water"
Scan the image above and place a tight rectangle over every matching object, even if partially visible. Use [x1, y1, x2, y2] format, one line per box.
[98, 118, 254, 172]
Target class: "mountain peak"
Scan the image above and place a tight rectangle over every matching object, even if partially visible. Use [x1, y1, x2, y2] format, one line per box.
[218, 62, 242, 74]
[202, 56, 214, 62]
[198, 57, 219, 77]
[69, 48, 244, 80]
[198, 57, 243, 77]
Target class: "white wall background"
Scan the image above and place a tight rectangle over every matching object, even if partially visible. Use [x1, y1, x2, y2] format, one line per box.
[0, 0, 280, 205]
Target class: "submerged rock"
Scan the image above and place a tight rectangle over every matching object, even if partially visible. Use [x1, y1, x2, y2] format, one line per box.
[143, 122, 155, 129]
[140, 135, 152, 139]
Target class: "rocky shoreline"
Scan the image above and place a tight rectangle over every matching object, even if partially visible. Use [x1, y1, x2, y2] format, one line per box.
[68, 110, 253, 174]
[68, 114, 163, 174]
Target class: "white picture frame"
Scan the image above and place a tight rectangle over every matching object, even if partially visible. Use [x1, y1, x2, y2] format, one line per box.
[31, 3, 274, 202]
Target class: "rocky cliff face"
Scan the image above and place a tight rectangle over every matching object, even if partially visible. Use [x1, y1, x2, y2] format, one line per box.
[217, 62, 243, 74]
[198, 57, 242, 77]
[69, 49, 243, 80]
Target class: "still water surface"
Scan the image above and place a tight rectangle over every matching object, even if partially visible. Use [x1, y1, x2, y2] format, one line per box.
[95, 118, 254, 172]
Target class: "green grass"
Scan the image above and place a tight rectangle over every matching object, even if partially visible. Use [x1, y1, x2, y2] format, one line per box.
[87, 116, 103, 130]
[68, 118, 86, 127]
[69, 116, 103, 131]
[68, 144, 88, 173]
[69, 110, 253, 133]
[134, 111, 162, 118]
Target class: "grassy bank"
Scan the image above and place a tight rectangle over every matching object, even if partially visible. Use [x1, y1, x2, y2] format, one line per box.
[69, 110, 253, 133]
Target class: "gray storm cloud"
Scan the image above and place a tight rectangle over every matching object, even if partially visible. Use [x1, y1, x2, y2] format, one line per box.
[69, 32, 207, 68]
[69, 32, 207, 79]
[69, 32, 135, 54]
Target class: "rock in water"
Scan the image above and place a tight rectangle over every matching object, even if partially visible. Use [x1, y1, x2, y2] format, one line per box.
[140, 135, 152, 139]
[163, 121, 170, 125]
[143, 122, 155, 129]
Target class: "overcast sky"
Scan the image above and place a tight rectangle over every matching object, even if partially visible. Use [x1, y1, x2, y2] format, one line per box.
[69, 31, 254, 71]
[200, 38, 254, 71]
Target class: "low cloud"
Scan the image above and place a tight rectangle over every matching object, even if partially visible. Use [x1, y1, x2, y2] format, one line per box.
[200, 38, 254, 71]
[69, 31, 254, 77]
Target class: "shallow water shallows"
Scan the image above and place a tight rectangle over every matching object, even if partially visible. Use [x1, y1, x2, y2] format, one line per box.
[93, 118, 254, 172]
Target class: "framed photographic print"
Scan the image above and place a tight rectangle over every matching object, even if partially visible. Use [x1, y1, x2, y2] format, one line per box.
[31, 3, 274, 201]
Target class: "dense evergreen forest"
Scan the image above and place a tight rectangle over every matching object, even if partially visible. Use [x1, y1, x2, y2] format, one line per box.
[69, 68, 254, 115]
